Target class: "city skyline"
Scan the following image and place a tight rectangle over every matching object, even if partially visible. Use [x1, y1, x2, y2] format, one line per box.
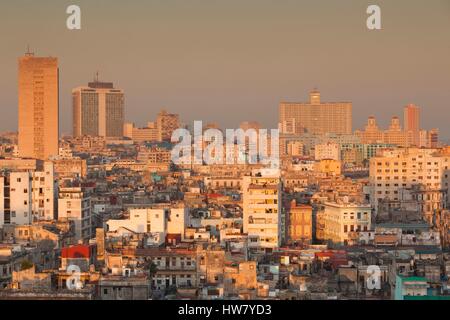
[0, 0, 449, 137]
[1, 1, 450, 304]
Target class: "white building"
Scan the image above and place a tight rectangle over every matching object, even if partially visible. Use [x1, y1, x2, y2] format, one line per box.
[291, 160, 316, 172]
[32, 162, 56, 221]
[323, 200, 372, 245]
[107, 206, 189, 240]
[0, 171, 31, 225]
[369, 147, 449, 221]
[58, 187, 92, 242]
[167, 207, 189, 238]
[0, 162, 56, 226]
[315, 142, 340, 161]
[243, 168, 282, 251]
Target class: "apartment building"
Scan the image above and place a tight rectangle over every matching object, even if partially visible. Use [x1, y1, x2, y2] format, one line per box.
[315, 142, 340, 161]
[156, 110, 180, 142]
[314, 159, 342, 176]
[123, 122, 159, 143]
[369, 148, 450, 222]
[31, 162, 57, 221]
[279, 90, 352, 135]
[0, 161, 56, 225]
[130, 247, 197, 290]
[58, 187, 92, 242]
[124, 110, 181, 143]
[136, 146, 172, 164]
[356, 116, 412, 147]
[286, 200, 312, 244]
[72, 80, 124, 138]
[107, 205, 189, 240]
[323, 201, 372, 245]
[242, 169, 282, 251]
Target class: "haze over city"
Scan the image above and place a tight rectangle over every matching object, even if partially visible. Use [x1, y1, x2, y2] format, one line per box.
[0, 0, 449, 137]
[2, 0, 450, 306]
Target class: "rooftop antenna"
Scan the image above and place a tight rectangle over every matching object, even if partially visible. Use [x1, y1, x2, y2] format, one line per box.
[94, 71, 99, 82]
[25, 44, 34, 56]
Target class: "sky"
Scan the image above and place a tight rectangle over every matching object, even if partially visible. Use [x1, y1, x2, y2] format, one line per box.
[0, 0, 449, 138]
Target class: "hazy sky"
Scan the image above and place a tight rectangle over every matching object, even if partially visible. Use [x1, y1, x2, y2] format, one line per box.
[1, 0, 449, 137]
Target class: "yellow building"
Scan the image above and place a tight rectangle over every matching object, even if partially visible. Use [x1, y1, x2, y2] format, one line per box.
[287, 200, 312, 244]
[224, 261, 257, 298]
[123, 122, 159, 142]
[18, 53, 59, 160]
[315, 159, 342, 175]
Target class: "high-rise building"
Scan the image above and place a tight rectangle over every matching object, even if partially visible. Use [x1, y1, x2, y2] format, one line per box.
[72, 80, 124, 138]
[404, 104, 420, 146]
[18, 52, 59, 160]
[243, 168, 282, 251]
[279, 90, 352, 135]
[156, 110, 180, 142]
